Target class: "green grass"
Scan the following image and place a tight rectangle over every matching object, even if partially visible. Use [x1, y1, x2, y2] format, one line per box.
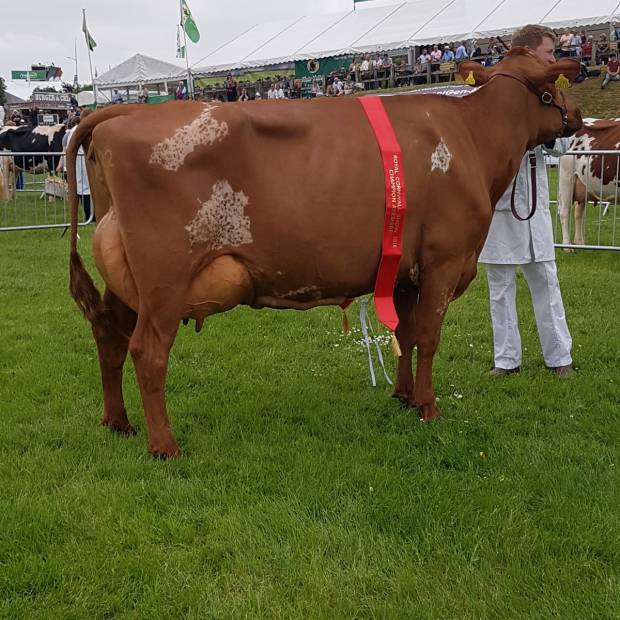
[0, 83, 618, 616]
[0, 226, 618, 618]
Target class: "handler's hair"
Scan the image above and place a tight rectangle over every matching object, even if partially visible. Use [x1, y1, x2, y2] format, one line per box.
[511, 25, 557, 49]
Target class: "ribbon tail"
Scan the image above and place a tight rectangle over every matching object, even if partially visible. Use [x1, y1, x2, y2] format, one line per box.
[360, 298, 377, 387]
[367, 308, 394, 386]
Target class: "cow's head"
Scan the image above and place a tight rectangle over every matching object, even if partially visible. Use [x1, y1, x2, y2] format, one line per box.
[459, 49, 582, 145]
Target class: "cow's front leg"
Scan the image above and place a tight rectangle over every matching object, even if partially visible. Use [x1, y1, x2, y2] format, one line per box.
[412, 263, 463, 421]
[392, 285, 417, 405]
[129, 313, 181, 458]
[559, 199, 573, 251]
[95, 288, 137, 435]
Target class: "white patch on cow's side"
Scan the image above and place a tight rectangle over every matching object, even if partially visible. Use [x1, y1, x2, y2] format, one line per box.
[615, 141, 620, 149]
[582, 118, 598, 128]
[33, 124, 64, 146]
[150, 104, 228, 172]
[571, 132, 620, 202]
[280, 285, 322, 300]
[571, 133, 595, 152]
[185, 180, 252, 250]
[431, 139, 451, 173]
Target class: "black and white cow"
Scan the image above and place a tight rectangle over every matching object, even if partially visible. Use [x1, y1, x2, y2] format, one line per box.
[0, 123, 66, 173]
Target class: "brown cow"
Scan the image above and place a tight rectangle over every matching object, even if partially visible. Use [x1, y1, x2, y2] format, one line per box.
[558, 118, 620, 248]
[67, 50, 581, 458]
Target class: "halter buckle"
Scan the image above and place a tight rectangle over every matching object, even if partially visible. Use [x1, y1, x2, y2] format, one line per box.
[541, 91, 553, 105]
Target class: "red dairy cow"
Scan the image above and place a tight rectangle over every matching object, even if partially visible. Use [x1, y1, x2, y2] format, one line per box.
[67, 51, 582, 458]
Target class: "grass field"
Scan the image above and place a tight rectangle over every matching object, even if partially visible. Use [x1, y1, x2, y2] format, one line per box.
[0, 224, 618, 618]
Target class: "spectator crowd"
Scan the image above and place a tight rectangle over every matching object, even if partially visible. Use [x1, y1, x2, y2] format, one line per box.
[189, 26, 619, 101]
[2, 24, 618, 126]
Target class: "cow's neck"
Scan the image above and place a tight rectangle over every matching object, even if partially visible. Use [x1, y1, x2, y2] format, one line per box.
[466, 78, 542, 205]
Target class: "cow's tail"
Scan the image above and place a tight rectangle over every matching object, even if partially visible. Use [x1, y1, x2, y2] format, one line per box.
[68, 106, 134, 333]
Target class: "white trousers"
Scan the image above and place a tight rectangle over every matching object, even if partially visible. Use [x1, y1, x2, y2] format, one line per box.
[485, 261, 572, 370]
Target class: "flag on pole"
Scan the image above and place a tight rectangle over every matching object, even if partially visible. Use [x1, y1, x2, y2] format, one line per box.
[82, 11, 97, 51]
[176, 25, 186, 58]
[181, 0, 200, 43]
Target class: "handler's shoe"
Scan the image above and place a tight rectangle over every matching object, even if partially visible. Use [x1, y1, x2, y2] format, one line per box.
[489, 366, 520, 376]
[550, 364, 576, 378]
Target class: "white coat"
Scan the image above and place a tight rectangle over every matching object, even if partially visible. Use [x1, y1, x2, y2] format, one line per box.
[67, 126, 90, 196]
[479, 139, 569, 264]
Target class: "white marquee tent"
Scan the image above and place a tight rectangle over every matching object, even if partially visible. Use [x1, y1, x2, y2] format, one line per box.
[95, 53, 183, 89]
[188, 0, 620, 76]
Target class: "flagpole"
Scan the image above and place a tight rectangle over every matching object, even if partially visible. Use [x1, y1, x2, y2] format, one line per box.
[75, 38, 79, 86]
[180, 0, 194, 98]
[83, 9, 98, 106]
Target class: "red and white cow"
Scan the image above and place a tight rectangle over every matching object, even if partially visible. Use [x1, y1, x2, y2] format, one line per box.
[558, 118, 620, 248]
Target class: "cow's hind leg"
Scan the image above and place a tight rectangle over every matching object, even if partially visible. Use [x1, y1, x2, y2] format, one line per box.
[94, 288, 137, 435]
[129, 310, 181, 459]
[392, 284, 417, 406]
[574, 201, 586, 246]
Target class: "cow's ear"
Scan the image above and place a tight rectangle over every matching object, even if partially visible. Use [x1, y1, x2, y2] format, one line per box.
[546, 59, 581, 88]
[457, 61, 490, 86]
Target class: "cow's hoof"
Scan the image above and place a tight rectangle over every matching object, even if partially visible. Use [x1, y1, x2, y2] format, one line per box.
[392, 391, 414, 407]
[102, 419, 137, 436]
[563, 247, 576, 254]
[150, 447, 182, 460]
[418, 404, 442, 421]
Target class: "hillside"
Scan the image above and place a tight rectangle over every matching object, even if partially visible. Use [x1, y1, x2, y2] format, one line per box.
[568, 74, 619, 119]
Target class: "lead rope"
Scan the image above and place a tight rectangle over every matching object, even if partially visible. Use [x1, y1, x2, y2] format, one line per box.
[510, 151, 538, 221]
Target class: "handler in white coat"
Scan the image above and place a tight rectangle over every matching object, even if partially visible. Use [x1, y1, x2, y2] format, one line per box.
[66, 121, 93, 222]
[479, 24, 574, 378]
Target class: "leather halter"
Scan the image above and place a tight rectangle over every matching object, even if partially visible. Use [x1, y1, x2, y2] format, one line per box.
[490, 71, 569, 139]
[490, 71, 569, 221]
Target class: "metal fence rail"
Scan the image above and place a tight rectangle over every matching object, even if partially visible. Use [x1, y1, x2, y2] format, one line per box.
[551, 149, 620, 252]
[0, 151, 93, 232]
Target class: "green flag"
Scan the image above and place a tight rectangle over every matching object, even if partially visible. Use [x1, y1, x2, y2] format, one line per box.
[82, 10, 97, 52]
[181, 0, 200, 44]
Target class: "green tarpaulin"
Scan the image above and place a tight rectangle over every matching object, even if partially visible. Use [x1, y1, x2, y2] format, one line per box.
[295, 56, 352, 79]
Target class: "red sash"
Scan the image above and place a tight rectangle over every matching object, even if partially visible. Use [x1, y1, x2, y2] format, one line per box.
[341, 97, 407, 331]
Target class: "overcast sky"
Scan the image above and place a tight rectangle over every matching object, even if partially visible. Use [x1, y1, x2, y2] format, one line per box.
[1, 0, 357, 99]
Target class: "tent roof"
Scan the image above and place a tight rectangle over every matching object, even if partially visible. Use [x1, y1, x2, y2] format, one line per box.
[5, 91, 26, 104]
[95, 53, 184, 88]
[189, 0, 620, 76]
